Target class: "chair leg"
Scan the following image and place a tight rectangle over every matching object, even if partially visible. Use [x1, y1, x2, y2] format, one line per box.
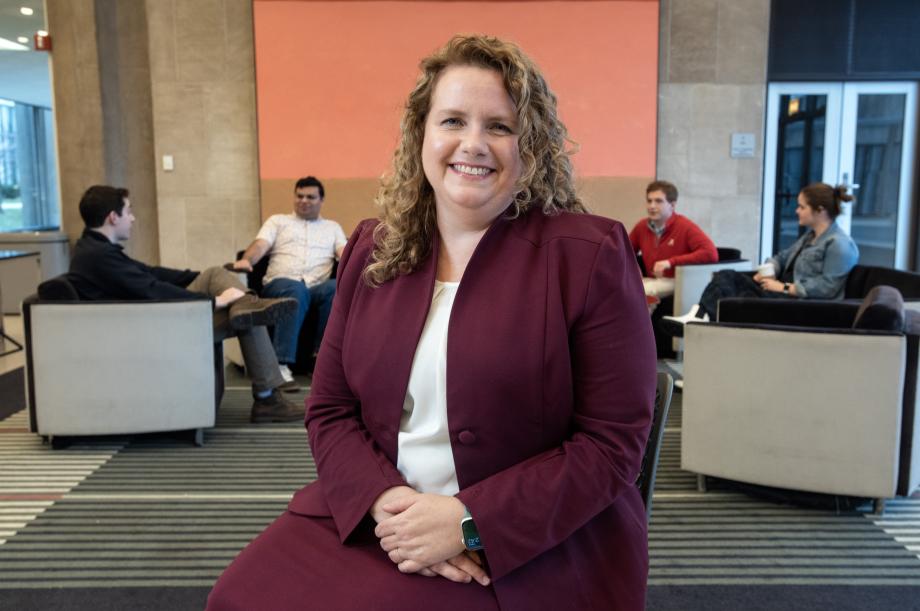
[193, 428, 204, 447]
[872, 498, 886, 516]
[697, 474, 707, 493]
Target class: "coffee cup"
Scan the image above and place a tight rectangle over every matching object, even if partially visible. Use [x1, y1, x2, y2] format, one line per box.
[757, 263, 775, 278]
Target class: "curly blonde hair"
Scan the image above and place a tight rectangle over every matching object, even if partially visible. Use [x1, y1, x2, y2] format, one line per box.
[364, 34, 586, 285]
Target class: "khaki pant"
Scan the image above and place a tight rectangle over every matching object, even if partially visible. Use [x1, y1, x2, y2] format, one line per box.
[187, 267, 284, 394]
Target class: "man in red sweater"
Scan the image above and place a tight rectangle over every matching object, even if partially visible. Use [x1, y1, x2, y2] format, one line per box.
[629, 180, 717, 299]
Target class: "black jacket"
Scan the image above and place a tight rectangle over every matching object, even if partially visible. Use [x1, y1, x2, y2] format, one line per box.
[69, 229, 201, 301]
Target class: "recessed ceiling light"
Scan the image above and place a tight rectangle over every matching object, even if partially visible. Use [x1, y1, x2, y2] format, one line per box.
[20, 7, 34, 16]
[0, 37, 29, 51]
[16, 36, 28, 44]
[36, 30, 47, 37]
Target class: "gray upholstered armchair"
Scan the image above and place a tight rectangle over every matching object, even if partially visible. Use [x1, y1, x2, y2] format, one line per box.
[681, 286, 920, 512]
[23, 276, 222, 446]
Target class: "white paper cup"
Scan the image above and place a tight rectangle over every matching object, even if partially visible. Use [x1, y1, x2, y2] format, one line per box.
[757, 264, 775, 278]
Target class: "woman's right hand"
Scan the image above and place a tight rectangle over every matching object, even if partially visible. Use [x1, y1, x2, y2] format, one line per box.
[753, 272, 763, 282]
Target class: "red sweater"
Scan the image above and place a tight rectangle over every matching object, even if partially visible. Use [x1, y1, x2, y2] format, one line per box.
[629, 213, 718, 278]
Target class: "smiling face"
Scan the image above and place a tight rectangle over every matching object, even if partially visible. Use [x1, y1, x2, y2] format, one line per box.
[293, 186, 323, 221]
[645, 190, 675, 226]
[421, 65, 523, 224]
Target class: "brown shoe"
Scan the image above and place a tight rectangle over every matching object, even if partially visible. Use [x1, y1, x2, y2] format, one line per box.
[229, 295, 297, 331]
[250, 390, 305, 423]
[277, 379, 302, 393]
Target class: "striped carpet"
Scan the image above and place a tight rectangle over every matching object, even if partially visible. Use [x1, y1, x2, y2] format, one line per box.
[3, 377, 920, 609]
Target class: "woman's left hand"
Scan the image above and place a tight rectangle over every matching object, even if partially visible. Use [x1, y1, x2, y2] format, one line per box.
[759, 278, 784, 293]
[374, 493, 467, 574]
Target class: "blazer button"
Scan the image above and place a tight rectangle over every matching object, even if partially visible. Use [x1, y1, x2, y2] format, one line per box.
[458, 430, 476, 445]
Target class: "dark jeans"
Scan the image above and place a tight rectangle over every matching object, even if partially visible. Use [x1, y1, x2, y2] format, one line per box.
[262, 277, 336, 364]
[698, 270, 789, 319]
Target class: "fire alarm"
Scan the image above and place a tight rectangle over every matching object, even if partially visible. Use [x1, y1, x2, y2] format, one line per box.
[33, 31, 52, 51]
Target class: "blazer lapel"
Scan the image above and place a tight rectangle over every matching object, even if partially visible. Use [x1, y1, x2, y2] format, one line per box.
[360, 235, 438, 453]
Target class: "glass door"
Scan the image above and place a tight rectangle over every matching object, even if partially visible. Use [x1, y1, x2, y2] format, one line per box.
[762, 84, 841, 259]
[839, 83, 917, 268]
[762, 82, 917, 269]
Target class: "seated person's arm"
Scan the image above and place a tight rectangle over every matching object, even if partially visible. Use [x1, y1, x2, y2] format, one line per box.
[659, 224, 718, 273]
[795, 237, 859, 299]
[233, 238, 271, 272]
[334, 223, 347, 260]
[99, 250, 199, 301]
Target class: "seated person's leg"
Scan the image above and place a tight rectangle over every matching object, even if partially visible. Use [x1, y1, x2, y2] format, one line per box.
[237, 326, 304, 423]
[698, 270, 763, 319]
[651, 295, 676, 359]
[206, 511, 500, 611]
[191, 266, 297, 330]
[310, 278, 337, 354]
[261, 278, 310, 365]
[187, 266, 247, 295]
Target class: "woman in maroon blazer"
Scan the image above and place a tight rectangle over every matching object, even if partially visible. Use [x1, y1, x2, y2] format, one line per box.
[208, 35, 656, 610]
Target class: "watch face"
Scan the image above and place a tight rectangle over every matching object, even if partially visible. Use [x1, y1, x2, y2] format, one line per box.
[461, 518, 483, 551]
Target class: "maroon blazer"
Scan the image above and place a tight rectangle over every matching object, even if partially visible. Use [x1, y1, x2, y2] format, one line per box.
[290, 207, 656, 610]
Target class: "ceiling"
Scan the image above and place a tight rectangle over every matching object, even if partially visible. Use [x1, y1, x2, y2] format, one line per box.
[0, 0, 51, 107]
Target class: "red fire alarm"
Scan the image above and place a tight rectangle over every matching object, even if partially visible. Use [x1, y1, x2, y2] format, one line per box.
[33, 32, 52, 51]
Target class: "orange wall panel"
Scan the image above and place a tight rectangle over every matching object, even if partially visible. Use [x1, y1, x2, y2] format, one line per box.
[254, 1, 658, 179]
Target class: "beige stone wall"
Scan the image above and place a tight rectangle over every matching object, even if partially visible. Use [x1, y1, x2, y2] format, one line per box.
[657, 0, 771, 262]
[47, 0, 106, 246]
[96, 0, 159, 263]
[47, 0, 160, 262]
[145, 0, 261, 269]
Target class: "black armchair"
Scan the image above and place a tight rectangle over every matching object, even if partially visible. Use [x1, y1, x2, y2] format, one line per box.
[682, 285, 920, 509]
[233, 251, 337, 373]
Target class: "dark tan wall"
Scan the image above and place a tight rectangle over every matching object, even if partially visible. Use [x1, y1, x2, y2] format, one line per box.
[260, 176, 651, 237]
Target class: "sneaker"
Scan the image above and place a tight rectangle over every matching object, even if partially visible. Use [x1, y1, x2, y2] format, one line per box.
[660, 305, 709, 338]
[250, 389, 305, 423]
[229, 296, 297, 331]
[277, 364, 301, 393]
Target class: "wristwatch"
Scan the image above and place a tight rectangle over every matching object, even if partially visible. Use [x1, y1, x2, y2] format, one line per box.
[460, 507, 484, 551]
[783, 282, 790, 295]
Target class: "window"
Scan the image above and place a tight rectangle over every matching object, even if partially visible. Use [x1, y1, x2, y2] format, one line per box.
[0, 98, 59, 231]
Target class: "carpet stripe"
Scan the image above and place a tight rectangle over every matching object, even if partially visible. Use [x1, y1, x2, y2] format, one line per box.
[5, 384, 920, 592]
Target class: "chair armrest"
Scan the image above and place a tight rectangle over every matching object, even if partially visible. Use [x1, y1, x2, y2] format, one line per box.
[716, 298, 861, 328]
[672, 259, 754, 316]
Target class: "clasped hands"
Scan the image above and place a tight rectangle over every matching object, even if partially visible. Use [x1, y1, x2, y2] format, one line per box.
[371, 486, 490, 587]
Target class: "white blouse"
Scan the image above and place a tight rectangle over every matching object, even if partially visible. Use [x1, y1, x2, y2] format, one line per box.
[396, 280, 460, 496]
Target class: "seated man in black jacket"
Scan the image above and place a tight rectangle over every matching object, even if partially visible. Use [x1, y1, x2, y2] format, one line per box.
[69, 185, 303, 423]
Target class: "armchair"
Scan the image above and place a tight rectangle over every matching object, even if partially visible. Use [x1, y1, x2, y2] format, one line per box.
[225, 251, 336, 373]
[681, 286, 920, 510]
[672, 247, 753, 318]
[655, 246, 751, 362]
[24, 275, 222, 446]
